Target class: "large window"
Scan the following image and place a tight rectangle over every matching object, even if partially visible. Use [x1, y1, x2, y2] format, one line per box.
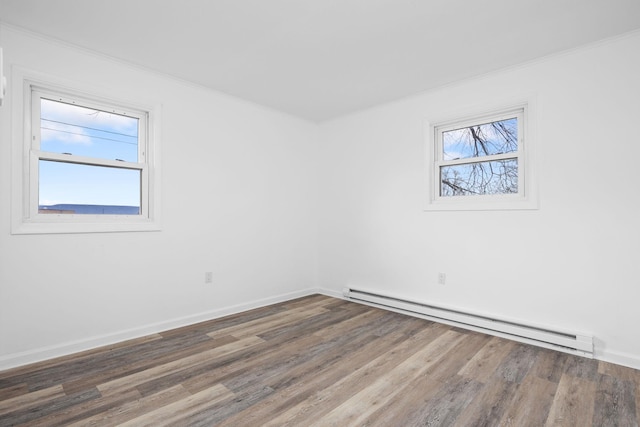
[426, 104, 536, 210]
[12, 70, 161, 233]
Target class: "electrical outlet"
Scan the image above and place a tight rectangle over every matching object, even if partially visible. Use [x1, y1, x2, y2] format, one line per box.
[438, 272, 446, 285]
[205, 272, 213, 284]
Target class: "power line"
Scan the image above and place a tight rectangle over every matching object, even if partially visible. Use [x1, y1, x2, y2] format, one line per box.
[41, 118, 138, 139]
[41, 126, 138, 146]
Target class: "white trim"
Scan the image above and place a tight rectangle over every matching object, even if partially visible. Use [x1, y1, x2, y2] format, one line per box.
[316, 287, 344, 299]
[425, 99, 538, 211]
[3, 286, 639, 372]
[10, 66, 162, 234]
[596, 349, 640, 371]
[0, 47, 6, 106]
[0, 288, 318, 372]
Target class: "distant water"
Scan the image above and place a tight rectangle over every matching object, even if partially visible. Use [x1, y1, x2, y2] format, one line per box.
[39, 204, 140, 215]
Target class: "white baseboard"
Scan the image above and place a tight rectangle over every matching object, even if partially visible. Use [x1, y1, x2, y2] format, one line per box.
[0, 288, 320, 372]
[596, 348, 640, 371]
[5, 287, 639, 373]
[316, 287, 343, 299]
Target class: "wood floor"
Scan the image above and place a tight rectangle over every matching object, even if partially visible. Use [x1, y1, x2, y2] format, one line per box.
[1, 294, 639, 426]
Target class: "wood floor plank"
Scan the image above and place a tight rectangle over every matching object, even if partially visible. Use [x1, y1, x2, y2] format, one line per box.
[308, 330, 466, 426]
[222, 310, 405, 394]
[134, 332, 309, 397]
[1, 294, 639, 426]
[67, 384, 191, 427]
[0, 383, 28, 402]
[530, 347, 570, 383]
[206, 304, 329, 339]
[215, 317, 427, 427]
[28, 388, 142, 427]
[453, 378, 518, 427]
[457, 335, 516, 383]
[600, 360, 640, 383]
[282, 294, 333, 310]
[357, 333, 490, 426]
[143, 299, 364, 399]
[563, 353, 599, 381]
[0, 384, 66, 417]
[0, 387, 101, 426]
[593, 373, 638, 427]
[97, 335, 265, 396]
[424, 330, 492, 384]
[265, 313, 423, 391]
[498, 373, 558, 426]
[404, 374, 485, 426]
[310, 306, 387, 338]
[0, 334, 163, 382]
[170, 333, 316, 396]
[179, 383, 273, 427]
[159, 305, 285, 339]
[62, 334, 239, 395]
[544, 373, 596, 426]
[218, 334, 328, 393]
[359, 370, 447, 426]
[118, 384, 234, 427]
[0, 334, 165, 394]
[256, 302, 370, 342]
[261, 322, 453, 426]
[493, 342, 538, 384]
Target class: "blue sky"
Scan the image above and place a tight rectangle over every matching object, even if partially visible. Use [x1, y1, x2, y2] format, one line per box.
[442, 117, 517, 161]
[440, 117, 519, 196]
[39, 98, 141, 207]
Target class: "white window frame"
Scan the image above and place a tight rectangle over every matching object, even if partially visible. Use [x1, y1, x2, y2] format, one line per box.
[425, 102, 537, 211]
[11, 68, 162, 234]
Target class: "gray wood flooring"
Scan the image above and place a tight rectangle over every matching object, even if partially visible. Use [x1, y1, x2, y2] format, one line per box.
[0, 294, 639, 426]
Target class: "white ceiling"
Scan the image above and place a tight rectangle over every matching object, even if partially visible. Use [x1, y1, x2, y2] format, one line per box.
[1, 0, 640, 122]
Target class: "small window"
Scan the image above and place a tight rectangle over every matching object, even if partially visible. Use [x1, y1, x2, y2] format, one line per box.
[33, 91, 146, 216]
[12, 71, 161, 234]
[426, 104, 536, 210]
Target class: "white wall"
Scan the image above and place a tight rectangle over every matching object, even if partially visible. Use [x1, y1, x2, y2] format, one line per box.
[317, 31, 640, 368]
[2, 23, 640, 371]
[0, 26, 319, 369]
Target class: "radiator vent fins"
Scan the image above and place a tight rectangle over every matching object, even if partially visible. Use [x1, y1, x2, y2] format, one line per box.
[344, 288, 594, 357]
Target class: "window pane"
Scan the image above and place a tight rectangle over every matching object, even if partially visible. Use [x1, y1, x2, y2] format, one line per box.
[440, 159, 518, 197]
[39, 160, 140, 215]
[40, 98, 139, 162]
[442, 117, 517, 161]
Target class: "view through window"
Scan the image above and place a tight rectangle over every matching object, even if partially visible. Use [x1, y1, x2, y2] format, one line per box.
[35, 94, 145, 216]
[427, 105, 536, 211]
[439, 116, 519, 197]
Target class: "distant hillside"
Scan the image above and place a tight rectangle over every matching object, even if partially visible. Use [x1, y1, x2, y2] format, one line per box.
[39, 204, 140, 215]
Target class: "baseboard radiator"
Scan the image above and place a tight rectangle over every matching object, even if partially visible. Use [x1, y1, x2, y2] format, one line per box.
[343, 288, 594, 357]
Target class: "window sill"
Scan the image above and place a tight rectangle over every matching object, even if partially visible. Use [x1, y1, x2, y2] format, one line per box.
[11, 218, 162, 235]
[424, 196, 539, 211]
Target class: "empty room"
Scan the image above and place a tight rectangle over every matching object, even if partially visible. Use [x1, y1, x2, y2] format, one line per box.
[1, 0, 640, 425]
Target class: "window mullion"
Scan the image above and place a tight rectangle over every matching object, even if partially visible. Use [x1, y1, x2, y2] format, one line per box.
[28, 89, 41, 219]
[517, 110, 525, 195]
[138, 113, 148, 163]
[28, 151, 39, 219]
[438, 152, 519, 167]
[36, 151, 143, 170]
